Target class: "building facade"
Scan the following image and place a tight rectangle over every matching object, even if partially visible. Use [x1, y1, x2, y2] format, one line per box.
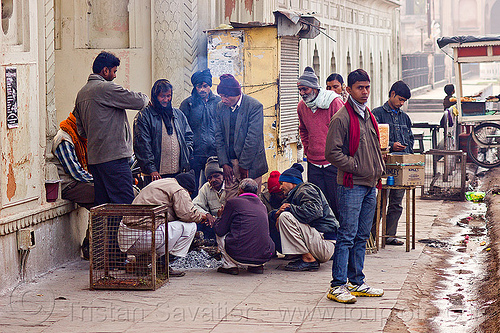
[400, 0, 497, 89]
[0, 0, 400, 292]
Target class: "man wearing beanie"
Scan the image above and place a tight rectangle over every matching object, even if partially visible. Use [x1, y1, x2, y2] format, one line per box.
[260, 171, 284, 212]
[193, 156, 227, 240]
[297, 66, 344, 220]
[261, 171, 286, 253]
[271, 163, 338, 272]
[215, 74, 268, 199]
[180, 69, 221, 195]
[325, 69, 385, 303]
[118, 172, 214, 277]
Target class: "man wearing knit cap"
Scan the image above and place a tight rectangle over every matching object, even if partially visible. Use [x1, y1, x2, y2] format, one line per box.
[260, 171, 284, 213]
[271, 163, 338, 272]
[180, 69, 221, 195]
[193, 156, 227, 240]
[261, 170, 286, 253]
[297, 66, 344, 220]
[325, 69, 385, 303]
[215, 74, 268, 199]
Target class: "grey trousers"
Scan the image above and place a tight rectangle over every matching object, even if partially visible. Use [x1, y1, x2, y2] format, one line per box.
[216, 234, 262, 269]
[225, 159, 262, 200]
[278, 212, 335, 263]
[386, 189, 405, 237]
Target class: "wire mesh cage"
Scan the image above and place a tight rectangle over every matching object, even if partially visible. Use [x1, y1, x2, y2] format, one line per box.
[421, 150, 467, 201]
[90, 204, 169, 290]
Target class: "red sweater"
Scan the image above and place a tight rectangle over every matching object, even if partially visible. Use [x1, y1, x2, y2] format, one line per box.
[297, 97, 344, 165]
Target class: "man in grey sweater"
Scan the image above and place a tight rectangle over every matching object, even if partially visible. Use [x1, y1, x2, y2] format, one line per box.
[74, 51, 149, 205]
[73, 51, 149, 266]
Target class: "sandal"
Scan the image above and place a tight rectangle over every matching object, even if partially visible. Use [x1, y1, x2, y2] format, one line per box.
[387, 238, 404, 246]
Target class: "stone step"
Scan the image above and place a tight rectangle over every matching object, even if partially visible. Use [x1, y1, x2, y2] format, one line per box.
[407, 98, 443, 112]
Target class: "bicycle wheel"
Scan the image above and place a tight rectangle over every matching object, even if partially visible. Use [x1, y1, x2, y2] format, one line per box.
[467, 123, 500, 168]
[472, 122, 500, 145]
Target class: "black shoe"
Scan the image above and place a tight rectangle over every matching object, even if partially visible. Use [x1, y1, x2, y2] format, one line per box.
[284, 259, 319, 271]
[247, 265, 264, 274]
[281, 254, 301, 261]
[169, 254, 181, 263]
[217, 267, 239, 275]
[81, 236, 90, 261]
[109, 252, 127, 270]
[386, 238, 404, 246]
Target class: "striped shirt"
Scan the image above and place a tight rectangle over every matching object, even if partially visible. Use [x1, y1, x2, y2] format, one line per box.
[54, 140, 93, 183]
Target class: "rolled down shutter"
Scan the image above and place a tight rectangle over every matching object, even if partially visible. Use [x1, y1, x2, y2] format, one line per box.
[279, 36, 300, 143]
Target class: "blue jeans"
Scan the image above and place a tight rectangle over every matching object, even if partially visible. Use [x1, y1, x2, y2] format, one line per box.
[331, 185, 376, 287]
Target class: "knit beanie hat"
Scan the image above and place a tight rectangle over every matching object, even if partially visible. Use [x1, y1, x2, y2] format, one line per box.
[279, 163, 304, 185]
[204, 156, 223, 179]
[267, 171, 281, 193]
[191, 68, 212, 87]
[175, 171, 196, 193]
[217, 74, 241, 96]
[297, 67, 321, 90]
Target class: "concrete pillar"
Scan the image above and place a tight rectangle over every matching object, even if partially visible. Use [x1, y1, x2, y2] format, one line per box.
[152, 0, 200, 105]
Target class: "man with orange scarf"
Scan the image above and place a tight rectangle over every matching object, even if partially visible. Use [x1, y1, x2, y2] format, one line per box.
[52, 112, 94, 209]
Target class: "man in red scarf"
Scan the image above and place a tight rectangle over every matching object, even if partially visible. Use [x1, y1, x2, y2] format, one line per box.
[325, 69, 385, 304]
[52, 113, 94, 209]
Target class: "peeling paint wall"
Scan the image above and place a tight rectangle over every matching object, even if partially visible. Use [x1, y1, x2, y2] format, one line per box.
[53, 0, 152, 127]
[0, 0, 42, 216]
[208, 27, 299, 179]
[0, 0, 89, 292]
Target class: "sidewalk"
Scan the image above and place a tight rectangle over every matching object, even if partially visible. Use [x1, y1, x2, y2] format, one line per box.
[0, 197, 467, 333]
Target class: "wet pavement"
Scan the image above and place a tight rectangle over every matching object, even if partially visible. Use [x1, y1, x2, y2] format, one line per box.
[0, 197, 472, 333]
[430, 202, 488, 332]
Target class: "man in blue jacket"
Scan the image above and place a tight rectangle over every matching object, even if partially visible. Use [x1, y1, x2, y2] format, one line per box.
[180, 69, 221, 195]
[372, 80, 413, 246]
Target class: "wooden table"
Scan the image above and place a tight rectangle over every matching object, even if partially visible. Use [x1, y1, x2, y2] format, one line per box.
[375, 185, 417, 252]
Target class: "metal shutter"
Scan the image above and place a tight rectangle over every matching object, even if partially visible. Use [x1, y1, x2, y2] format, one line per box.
[279, 36, 300, 143]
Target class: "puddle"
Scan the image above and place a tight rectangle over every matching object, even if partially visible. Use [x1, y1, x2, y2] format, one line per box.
[431, 201, 488, 333]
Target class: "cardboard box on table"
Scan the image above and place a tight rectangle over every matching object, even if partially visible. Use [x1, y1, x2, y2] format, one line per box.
[385, 154, 425, 186]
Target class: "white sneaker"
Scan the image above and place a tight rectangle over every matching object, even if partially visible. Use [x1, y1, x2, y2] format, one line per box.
[346, 282, 384, 297]
[327, 284, 357, 303]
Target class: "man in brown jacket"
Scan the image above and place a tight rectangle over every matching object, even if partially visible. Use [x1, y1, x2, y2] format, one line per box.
[118, 172, 214, 276]
[324, 69, 385, 304]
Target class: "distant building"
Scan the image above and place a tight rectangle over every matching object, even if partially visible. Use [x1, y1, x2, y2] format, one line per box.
[400, 0, 496, 90]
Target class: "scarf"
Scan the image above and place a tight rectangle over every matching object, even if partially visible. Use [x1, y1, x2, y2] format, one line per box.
[59, 113, 88, 171]
[152, 101, 174, 135]
[305, 89, 341, 112]
[343, 100, 381, 189]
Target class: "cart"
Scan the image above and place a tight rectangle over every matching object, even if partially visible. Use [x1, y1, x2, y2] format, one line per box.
[438, 36, 500, 168]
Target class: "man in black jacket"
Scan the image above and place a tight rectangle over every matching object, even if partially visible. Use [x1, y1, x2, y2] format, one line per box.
[133, 79, 193, 186]
[180, 69, 221, 195]
[272, 163, 338, 272]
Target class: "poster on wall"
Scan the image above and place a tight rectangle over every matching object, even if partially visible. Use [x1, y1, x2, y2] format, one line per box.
[207, 30, 244, 80]
[6, 66, 18, 129]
